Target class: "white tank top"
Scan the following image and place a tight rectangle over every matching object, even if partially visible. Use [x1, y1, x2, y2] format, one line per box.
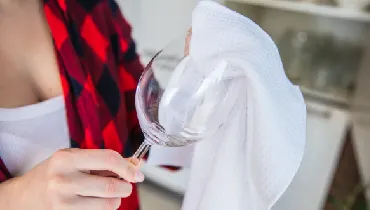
[0, 96, 70, 176]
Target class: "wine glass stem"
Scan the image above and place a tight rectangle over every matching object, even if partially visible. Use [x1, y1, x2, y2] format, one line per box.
[132, 142, 151, 163]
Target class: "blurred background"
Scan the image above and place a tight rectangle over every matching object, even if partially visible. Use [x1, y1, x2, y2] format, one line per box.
[118, 0, 370, 209]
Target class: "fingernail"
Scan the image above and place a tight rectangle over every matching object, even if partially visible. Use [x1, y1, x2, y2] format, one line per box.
[135, 171, 145, 182]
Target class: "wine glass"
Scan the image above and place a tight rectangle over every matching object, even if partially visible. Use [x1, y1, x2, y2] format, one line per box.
[131, 32, 236, 165]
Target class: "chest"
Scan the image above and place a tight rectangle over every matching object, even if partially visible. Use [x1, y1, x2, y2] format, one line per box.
[0, 4, 62, 108]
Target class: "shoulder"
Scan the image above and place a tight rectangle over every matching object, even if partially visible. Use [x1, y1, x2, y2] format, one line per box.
[44, 0, 134, 61]
[56, 0, 132, 38]
[44, 0, 128, 24]
[45, 0, 121, 12]
[72, 0, 131, 33]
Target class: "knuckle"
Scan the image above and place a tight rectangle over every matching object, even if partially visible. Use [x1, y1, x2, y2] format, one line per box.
[47, 175, 65, 194]
[50, 149, 73, 167]
[105, 178, 118, 194]
[46, 176, 70, 209]
[104, 198, 121, 210]
[105, 150, 121, 166]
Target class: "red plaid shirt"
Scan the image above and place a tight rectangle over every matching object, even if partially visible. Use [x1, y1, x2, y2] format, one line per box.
[0, 0, 146, 209]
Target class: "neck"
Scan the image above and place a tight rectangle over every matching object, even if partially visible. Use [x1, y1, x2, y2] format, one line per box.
[0, 1, 15, 12]
[0, 0, 36, 13]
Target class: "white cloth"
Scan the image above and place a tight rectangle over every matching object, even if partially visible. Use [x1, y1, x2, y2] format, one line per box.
[0, 96, 70, 176]
[148, 1, 306, 210]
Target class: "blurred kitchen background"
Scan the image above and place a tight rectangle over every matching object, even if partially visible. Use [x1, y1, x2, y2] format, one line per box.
[118, 0, 370, 209]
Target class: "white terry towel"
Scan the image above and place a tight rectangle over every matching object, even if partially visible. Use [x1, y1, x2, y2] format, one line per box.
[147, 1, 307, 210]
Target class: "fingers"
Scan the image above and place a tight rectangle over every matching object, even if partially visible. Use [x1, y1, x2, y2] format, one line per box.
[71, 173, 133, 198]
[127, 157, 142, 167]
[68, 197, 121, 210]
[53, 149, 144, 183]
[76, 149, 144, 183]
[185, 28, 192, 56]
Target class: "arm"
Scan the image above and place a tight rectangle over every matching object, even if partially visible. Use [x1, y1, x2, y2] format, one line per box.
[106, 1, 145, 157]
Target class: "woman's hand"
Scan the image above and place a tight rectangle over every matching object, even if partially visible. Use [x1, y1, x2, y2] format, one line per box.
[185, 28, 192, 56]
[1, 148, 144, 210]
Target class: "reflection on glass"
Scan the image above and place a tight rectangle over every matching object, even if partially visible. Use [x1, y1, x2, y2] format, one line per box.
[278, 30, 317, 85]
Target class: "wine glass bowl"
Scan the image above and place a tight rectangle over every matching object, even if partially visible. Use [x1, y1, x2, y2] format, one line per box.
[132, 33, 235, 162]
[135, 51, 206, 148]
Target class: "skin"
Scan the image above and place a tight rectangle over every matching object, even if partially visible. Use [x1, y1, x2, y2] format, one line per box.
[185, 28, 192, 57]
[0, 0, 193, 209]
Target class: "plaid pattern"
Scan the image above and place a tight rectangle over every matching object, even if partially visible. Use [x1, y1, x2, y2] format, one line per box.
[0, 0, 144, 209]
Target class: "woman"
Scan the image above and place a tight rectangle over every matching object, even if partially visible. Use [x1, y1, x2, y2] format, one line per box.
[0, 0, 186, 209]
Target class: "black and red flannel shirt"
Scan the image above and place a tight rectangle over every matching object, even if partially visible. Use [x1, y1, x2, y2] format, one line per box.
[0, 0, 145, 209]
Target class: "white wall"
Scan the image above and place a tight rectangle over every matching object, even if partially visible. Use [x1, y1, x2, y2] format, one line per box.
[118, 0, 225, 64]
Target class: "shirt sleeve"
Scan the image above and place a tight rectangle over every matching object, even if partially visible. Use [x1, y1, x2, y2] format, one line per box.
[104, 0, 144, 157]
